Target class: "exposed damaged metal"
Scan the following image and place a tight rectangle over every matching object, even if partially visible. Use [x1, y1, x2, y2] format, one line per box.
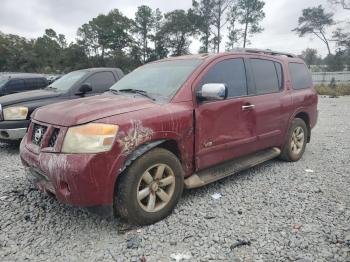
[117, 120, 154, 156]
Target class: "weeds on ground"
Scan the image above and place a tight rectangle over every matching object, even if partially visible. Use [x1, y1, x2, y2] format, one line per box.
[315, 84, 350, 97]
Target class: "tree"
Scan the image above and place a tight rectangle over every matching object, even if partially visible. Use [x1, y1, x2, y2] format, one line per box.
[0, 32, 9, 70]
[324, 52, 345, 71]
[235, 0, 265, 48]
[300, 48, 322, 67]
[33, 29, 64, 72]
[226, 4, 243, 50]
[333, 27, 350, 51]
[211, 0, 233, 53]
[192, 0, 215, 53]
[161, 10, 196, 56]
[328, 0, 350, 10]
[151, 9, 168, 59]
[77, 9, 133, 64]
[134, 5, 155, 63]
[293, 5, 334, 55]
[60, 43, 89, 72]
[333, 27, 350, 69]
[1, 34, 37, 72]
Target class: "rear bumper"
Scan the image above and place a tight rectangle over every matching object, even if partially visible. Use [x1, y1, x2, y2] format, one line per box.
[0, 120, 29, 141]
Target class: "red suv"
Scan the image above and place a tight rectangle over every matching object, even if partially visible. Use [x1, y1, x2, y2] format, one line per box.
[20, 49, 318, 225]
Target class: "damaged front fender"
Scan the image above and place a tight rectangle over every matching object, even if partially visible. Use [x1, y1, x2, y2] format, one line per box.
[119, 139, 166, 173]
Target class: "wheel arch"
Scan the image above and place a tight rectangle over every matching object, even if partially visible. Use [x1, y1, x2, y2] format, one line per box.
[294, 111, 311, 142]
[113, 138, 183, 189]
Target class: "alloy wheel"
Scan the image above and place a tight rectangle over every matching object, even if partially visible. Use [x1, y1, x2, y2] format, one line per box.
[291, 126, 304, 155]
[137, 164, 176, 213]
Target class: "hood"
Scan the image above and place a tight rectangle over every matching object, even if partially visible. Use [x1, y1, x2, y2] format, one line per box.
[0, 89, 60, 107]
[33, 93, 156, 126]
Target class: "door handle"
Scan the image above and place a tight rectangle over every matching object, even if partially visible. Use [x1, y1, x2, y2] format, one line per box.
[242, 104, 255, 111]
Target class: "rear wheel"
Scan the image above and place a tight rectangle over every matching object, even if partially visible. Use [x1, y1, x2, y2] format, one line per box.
[115, 148, 184, 225]
[280, 118, 308, 162]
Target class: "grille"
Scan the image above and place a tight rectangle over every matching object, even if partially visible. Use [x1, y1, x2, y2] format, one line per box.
[48, 128, 59, 148]
[32, 124, 47, 146]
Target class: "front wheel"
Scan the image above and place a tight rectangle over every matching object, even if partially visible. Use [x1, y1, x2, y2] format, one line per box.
[115, 148, 184, 225]
[280, 118, 308, 162]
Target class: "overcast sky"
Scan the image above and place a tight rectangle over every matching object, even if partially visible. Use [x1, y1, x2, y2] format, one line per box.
[0, 0, 348, 57]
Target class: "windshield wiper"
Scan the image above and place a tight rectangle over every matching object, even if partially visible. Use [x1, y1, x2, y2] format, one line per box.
[110, 89, 120, 95]
[117, 89, 156, 101]
[45, 86, 57, 90]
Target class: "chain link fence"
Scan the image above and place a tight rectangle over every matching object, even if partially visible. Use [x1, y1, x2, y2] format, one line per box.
[312, 71, 350, 85]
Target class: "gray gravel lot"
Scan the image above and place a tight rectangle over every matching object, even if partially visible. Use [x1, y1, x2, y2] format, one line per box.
[0, 96, 349, 261]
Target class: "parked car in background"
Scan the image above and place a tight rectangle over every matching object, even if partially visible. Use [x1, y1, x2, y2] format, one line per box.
[0, 68, 124, 142]
[19, 49, 318, 225]
[0, 74, 48, 96]
[46, 74, 63, 85]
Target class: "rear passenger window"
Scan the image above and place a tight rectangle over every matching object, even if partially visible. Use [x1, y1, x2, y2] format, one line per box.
[84, 72, 116, 92]
[289, 63, 312, 90]
[251, 59, 280, 95]
[200, 58, 247, 98]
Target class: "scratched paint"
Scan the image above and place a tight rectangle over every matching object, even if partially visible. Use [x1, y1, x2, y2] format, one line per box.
[117, 120, 154, 156]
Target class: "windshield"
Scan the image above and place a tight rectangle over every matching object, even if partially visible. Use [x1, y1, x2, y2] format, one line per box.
[110, 59, 203, 99]
[47, 71, 87, 92]
[0, 77, 9, 88]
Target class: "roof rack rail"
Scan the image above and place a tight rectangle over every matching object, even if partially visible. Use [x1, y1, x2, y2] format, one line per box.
[231, 48, 297, 58]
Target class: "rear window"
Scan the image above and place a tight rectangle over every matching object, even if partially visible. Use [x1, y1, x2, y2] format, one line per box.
[251, 59, 280, 95]
[289, 63, 312, 90]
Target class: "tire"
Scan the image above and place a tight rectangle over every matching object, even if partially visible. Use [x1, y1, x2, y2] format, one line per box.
[279, 118, 308, 162]
[115, 148, 184, 225]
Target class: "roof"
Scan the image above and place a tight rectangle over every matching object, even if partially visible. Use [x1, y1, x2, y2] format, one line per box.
[74, 67, 124, 77]
[157, 48, 304, 64]
[0, 73, 46, 79]
[76, 67, 122, 73]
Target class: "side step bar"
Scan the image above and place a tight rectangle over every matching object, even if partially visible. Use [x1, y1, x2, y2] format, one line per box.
[184, 147, 281, 189]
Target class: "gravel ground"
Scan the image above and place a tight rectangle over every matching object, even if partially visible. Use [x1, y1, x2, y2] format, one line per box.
[0, 96, 349, 262]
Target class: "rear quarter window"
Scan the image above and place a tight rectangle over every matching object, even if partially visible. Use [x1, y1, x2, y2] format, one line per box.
[37, 78, 48, 88]
[289, 63, 312, 90]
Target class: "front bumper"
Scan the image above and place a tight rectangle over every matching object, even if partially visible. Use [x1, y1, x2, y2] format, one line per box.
[20, 137, 121, 210]
[0, 120, 29, 141]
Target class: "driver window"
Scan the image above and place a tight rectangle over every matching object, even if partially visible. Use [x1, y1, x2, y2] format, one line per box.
[200, 58, 248, 98]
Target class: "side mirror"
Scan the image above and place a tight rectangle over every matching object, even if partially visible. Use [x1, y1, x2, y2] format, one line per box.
[197, 83, 227, 101]
[77, 83, 92, 95]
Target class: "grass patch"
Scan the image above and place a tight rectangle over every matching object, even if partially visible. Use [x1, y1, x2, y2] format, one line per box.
[315, 84, 350, 96]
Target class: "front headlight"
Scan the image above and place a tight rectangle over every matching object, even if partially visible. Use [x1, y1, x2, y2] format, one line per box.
[62, 123, 119, 153]
[3, 107, 28, 120]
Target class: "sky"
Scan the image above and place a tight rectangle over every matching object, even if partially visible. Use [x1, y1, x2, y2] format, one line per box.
[0, 0, 348, 57]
